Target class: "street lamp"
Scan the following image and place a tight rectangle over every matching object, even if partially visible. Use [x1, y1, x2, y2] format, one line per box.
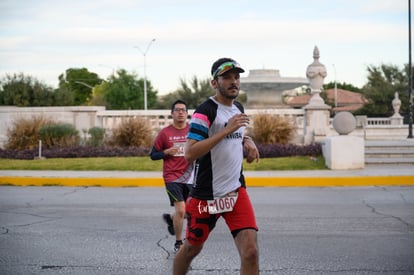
[74, 81, 94, 89]
[408, 0, 413, 138]
[333, 64, 338, 111]
[134, 38, 156, 110]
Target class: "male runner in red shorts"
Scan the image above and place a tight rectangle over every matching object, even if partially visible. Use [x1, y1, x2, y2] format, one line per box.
[173, 58, 260, 274]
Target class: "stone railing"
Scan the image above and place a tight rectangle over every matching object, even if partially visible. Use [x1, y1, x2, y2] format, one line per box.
[96, 108, 306, 132]
[0, 106, 409, 148]
[366, 118, 392, 125]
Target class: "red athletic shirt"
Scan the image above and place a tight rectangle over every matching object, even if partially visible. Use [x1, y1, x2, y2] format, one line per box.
[152, 124, 193, 184]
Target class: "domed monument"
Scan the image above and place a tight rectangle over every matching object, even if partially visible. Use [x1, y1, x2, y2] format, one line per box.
[240, 69, 308, 108]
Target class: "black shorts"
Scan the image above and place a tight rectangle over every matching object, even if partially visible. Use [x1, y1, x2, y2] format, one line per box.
[165, 182, 193, 206]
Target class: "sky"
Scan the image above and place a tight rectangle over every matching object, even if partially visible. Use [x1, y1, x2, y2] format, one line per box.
[0, 0, 409, 95]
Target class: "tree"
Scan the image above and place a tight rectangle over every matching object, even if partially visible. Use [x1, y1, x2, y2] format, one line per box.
[52, 85, 74, 106]
[57, 68, 101, 105]
[156, 76, 248, 109]
[88, 81, 109, 107]
[101, 69, 158, 110]
[320, 81, 362, 111]
[356, 64, 408, 117]
[323, 82, 361, 93]
[155, 76, 215, 109]
[0, 73, 55, 106]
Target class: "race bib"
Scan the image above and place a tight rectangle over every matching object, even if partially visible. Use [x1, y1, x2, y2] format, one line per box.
[207, 193, 238, 214]
[173, 142, 185, 157]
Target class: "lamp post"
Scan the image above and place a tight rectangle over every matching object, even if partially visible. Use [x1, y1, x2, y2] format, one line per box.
[408, 0, 413, 138]
[134, 38, 156, 110]
[333, 64, 338, 111]
[74, 81, 94, 89]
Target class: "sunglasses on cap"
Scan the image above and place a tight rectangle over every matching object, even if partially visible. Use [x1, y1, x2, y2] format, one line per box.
[212, 61, 244, 78]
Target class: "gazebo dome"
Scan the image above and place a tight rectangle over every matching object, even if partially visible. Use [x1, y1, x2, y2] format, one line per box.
[241, 69, 308, 108]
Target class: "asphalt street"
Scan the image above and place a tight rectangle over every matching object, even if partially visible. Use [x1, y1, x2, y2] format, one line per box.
[0, 185, 413, 274]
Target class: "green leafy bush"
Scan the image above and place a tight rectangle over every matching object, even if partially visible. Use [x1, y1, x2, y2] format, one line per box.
[88, 127, 106, 147]
[39, 123, 79, 148]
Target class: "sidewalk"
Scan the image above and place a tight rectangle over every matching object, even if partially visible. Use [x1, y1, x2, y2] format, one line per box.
[1, 164, 413, 187]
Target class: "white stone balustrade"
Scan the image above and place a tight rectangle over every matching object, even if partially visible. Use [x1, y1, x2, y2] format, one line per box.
[0, 106, 408, 148]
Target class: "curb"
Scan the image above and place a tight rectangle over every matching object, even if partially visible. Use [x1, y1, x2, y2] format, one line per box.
[1, 175, 414, 187]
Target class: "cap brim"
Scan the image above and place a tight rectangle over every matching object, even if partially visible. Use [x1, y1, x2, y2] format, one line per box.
[217, 67, 245, 76]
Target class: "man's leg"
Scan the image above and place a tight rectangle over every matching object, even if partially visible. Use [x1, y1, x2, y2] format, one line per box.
[234, 229, 259, 275]
[174, 196, 215, 274]
[163, 182, 185, 238]
[173, 241, 202, 275]
[173, 201, 186, 247]
[224, 188, 259, 274]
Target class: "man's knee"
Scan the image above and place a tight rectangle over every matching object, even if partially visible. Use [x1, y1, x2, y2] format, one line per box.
[241, 244, 258, 263]
[181, 241, 203, 258]
[235, 230, 259, 263]
[174, 205, 186, 218]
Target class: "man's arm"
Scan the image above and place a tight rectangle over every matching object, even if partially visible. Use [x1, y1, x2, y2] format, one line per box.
[150, 146, 164, 160]
[184, 113, 250, 163]
[243, 136, 260, 163]
[150, 146, 180, 160]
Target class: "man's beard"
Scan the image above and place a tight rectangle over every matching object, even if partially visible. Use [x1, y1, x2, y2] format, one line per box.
[218, 85, 239, 100]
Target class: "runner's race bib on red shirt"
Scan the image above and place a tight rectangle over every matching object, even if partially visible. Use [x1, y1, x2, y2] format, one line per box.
[173, 142, 185, 157]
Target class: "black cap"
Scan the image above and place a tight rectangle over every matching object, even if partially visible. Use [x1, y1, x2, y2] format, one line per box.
[211, 58, 245, 78]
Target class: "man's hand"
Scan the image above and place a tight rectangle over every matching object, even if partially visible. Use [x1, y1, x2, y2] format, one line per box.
[243, 136, 259, 163]
[164, 147, 179, 156]
[225, 114, 250, 134]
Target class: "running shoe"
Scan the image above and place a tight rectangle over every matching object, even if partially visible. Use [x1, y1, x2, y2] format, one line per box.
[162, 213, 175, 235]
[174, 240, 183, 252]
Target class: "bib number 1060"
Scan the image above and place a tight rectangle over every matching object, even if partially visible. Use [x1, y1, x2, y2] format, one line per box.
[207, 195, 238, 214]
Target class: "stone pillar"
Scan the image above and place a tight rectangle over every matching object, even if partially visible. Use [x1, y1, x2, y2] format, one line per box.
[303, 46, 331, 144]
[390, 92, 403, 125]
[323, 112, 365, 170]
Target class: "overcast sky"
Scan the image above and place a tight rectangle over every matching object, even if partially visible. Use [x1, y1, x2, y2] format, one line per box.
[0, 0, 408, 94]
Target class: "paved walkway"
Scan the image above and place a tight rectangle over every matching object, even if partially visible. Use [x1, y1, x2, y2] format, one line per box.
[1, 164, 413, 187]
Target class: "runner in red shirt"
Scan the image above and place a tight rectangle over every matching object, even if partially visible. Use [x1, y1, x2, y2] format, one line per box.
[150, 100, 193, 252]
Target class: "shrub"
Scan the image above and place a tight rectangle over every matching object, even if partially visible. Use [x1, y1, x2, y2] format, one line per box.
[39, 123, 80, 148]
[251, 113, 295, 144]
[109, 117, 152, 147]
[88, 127, 106, 147]
[5, 116, 55, 150]
[254, 143, 322, 158]
[1, 143, 321, 160]
[0, 146, 151, 159]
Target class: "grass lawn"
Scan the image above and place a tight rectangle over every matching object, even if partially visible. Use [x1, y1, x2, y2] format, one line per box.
[0, 156, 327, 171]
